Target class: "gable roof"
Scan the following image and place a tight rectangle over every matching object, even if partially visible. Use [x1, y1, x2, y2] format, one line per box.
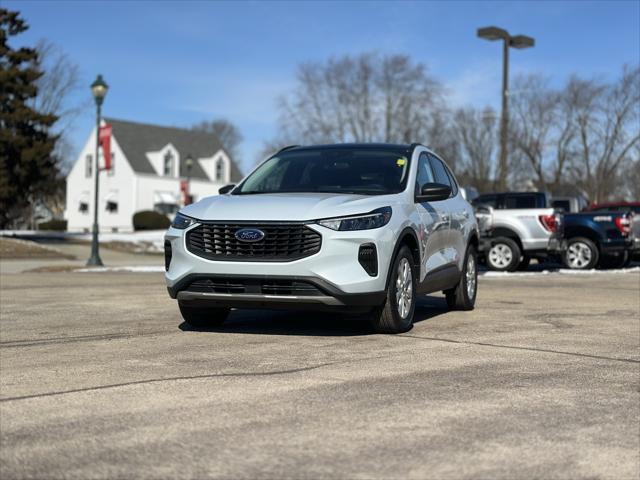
[104, 118, 242, 182]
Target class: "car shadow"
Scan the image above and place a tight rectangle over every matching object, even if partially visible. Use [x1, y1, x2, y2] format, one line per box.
[178, 296, 450, 337]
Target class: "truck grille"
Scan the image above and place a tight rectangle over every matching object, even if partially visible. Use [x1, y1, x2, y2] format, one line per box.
[186, 223, 322, 261]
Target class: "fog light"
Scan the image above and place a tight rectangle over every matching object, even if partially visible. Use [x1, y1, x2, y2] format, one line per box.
[164, 240, 172, 271]
[358, 244, 378, 276]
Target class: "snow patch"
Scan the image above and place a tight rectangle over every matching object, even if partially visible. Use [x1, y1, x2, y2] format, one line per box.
[481, 267, 640, 277]
[75, 265, 165, 273]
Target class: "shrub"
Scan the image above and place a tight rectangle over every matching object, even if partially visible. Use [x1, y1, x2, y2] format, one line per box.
[133, 210, 170, 231]
[38, 219, 67, 231]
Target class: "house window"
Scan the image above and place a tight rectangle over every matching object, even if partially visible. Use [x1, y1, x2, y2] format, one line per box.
[108, 151, 115, 176]
[106, 201, 118, 213]
[216, 158, 224, 181]
[85, 154, 92, 178]
[164, 151, 174, 176]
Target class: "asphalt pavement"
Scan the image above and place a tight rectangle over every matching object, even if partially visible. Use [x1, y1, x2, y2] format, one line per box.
[0, 268, 639, 479]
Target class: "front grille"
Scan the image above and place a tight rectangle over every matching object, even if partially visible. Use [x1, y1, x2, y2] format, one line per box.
[185, 277, 325, 296]
[186, 223, 322, 261]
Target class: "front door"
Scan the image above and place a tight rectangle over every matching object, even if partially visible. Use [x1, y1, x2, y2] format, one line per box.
[415, 153, 450, 277]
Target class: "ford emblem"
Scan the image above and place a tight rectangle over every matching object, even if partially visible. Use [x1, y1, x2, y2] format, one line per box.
[235, 228, 265, 243]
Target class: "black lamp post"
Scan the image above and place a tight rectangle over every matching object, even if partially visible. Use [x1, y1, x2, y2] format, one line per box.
[185, 154, 194, 205]
[87, 74, 108, 266]
[477, 26, 534, 191]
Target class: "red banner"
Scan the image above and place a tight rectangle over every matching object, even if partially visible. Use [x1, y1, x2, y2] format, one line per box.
[99, 124, 112, 170]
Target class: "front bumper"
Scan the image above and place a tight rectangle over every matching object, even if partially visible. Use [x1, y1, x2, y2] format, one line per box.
[165, 222, 397, 308]
[169, 273, 385, 311]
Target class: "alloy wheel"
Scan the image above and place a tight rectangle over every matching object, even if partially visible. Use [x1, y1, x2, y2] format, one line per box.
[466, 253, 477, 300]
[567, 241, 592, 269]
[488, 243, 513, 268]
[395, 258, 413, 319]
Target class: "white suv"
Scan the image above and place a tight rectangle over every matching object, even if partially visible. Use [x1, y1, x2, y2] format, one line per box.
[165, 143, 479, 333]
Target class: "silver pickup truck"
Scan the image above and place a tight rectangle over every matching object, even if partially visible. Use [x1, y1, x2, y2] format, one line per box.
[475, 206, 559, 271]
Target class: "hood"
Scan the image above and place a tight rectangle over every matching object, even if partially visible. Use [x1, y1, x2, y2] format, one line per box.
[181, 192, 400, 222]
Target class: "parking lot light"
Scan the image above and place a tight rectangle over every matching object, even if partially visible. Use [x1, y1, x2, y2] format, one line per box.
[87, 74, 109, 267]
[477, 26, 535, 191]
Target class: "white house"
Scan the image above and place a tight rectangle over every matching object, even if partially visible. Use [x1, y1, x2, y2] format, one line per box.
[65, 118, 242, 232]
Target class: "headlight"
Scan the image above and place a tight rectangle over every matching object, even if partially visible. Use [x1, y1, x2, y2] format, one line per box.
[317, 207, 392, 231]
[171, 212, 197, 229]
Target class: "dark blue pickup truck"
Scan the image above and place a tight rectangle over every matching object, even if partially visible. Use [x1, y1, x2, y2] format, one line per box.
[549, 211, 636, 269]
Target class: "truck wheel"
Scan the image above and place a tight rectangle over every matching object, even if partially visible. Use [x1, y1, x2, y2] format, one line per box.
[486, 237, 521, 272]
[445, 245, 477, 310]
[564, 237, 599, 270]
[598, 251, 629, 269]
[517, 255, 531, 271]
[178, 302, 230, 329]
[370, 246, 416, 334]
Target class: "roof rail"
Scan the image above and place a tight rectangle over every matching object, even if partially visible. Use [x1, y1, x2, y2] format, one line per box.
[276, 145, 300, 154]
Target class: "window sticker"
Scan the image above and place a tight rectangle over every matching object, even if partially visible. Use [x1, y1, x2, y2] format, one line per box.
[396, 158, 407, 167]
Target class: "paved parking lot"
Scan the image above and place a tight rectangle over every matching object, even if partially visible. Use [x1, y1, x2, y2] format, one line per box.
[1, 269, 639, 479]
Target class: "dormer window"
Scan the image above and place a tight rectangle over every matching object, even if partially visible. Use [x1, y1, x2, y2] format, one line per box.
[216, 158, 224, 181]
[163, 151, 174, 176]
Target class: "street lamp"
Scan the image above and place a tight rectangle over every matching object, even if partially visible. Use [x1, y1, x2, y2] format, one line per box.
[477, 26, 534, 191]
[87, 74, 108, 266]
[185, 154, 194, 205]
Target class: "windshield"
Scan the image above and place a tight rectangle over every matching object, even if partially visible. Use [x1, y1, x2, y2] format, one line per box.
[235, 147, 411, 195]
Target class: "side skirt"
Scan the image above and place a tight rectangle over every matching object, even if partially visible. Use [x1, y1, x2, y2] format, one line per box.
[417, 263, 460, 294]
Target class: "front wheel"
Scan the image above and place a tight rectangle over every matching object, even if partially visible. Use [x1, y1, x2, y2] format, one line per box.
[179, 302, 230, 329]
[598, 251, 629, 269]
[370, 246, 416, 334]
[445, 245, 478, 310]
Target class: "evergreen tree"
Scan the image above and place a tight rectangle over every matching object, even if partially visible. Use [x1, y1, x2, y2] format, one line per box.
[0, 8, 59, 228]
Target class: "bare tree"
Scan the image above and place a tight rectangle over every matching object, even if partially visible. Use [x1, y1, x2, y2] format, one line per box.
[22, 40, 83, 224]
[275, 53, 444, 145]
[566, 66, 640, 202]
[452, 106, 497, 192]
[192, 118, 243, 160]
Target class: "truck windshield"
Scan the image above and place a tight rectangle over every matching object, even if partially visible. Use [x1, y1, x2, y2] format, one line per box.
[234, 147, 411, 195]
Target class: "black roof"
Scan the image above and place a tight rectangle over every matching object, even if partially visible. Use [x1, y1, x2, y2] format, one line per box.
[282, 143, 417, 153]
[105, 118, 242, 182]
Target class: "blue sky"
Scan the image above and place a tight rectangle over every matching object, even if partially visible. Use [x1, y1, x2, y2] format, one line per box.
[7, 0, 640, 171]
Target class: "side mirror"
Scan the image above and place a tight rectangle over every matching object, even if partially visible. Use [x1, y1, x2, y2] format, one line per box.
[415, 183, 451, 202]
[218, 184, 236, 194]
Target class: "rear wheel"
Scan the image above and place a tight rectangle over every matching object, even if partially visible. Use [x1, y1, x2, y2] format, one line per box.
[563, 237, 599, 270]
[486, 237, 521, 272]
[370, 246, 416, 334]
[178, 302, 230, 328]
[445, 245, 477, 310]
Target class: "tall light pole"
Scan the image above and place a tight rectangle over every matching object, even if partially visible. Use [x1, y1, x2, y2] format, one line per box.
[87, 74, 109, 266]
[477, 26, 534, 191]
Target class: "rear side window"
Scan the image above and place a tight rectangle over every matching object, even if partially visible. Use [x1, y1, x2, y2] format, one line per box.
[473, 195, 498, 208]
[504, 195, 538, 209]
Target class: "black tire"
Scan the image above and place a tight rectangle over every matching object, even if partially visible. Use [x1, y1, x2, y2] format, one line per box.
[563, 237, 599, 270]
[178, 302, 230, 329]
[485, 237, 521, 272]
[598, 251, 629, 270]
[370, 246, 416, 334]
[445, 245, 478, 310]
[517, 255, 531, 271]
